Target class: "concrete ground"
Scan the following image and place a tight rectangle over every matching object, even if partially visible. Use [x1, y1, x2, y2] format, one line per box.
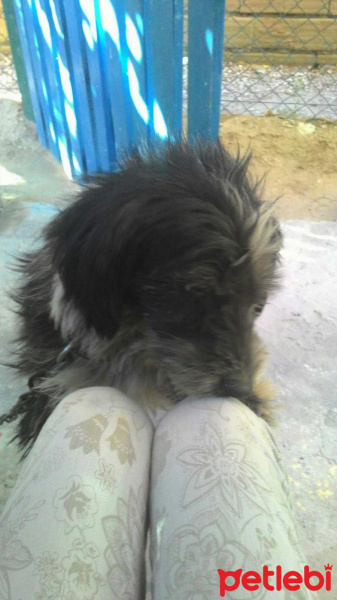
[0, 100, 336, 597]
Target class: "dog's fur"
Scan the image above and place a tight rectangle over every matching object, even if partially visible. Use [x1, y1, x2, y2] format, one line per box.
[6, 139, 282, 456]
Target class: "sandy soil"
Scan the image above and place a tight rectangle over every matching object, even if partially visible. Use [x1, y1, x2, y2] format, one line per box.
[220, 114, 337, 221]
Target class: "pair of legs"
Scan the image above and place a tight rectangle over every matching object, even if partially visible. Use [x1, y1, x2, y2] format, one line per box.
[0, 387, 314, 599]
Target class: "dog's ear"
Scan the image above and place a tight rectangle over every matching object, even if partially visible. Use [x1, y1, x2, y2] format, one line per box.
[46, 182, 131, 338]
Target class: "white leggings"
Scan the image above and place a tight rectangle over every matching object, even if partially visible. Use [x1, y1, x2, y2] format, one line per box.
[0, 387, 316, 599]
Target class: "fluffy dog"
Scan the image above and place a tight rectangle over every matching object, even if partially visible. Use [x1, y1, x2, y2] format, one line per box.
[3, 139, 282, 456]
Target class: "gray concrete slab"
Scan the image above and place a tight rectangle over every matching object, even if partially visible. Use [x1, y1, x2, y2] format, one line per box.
[0, 100, 336, 596]
[257, 221, 337, 581]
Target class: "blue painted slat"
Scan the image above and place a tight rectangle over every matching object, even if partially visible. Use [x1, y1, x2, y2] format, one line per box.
[95, 0, 129, 161]
[76, 0, 114, 171]
[172, 0, 184, 133]
[188, 0, 226, 141]
[100, 0, 152, 157]
[62, 0, 99, 173]
[31, 0, 75, 176]
[18, 0, 60, 155]
[97, 0, 151, 160]
[123, 0, 149, 145]
[23, 0, 61, 159]
[48, 0, 86, 176]
[144, 0, 184, 140]
[12, 0, 47, 146]
[142, 0, 154, 141]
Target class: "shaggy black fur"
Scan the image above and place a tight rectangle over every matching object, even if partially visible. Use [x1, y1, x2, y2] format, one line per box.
[3, 139, 282, 457]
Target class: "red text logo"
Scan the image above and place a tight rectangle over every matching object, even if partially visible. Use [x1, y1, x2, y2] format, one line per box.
[218, 564, 332, 596]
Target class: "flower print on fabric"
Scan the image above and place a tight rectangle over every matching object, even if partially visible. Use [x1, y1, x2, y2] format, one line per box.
[177, 421, 271, 515]
[102, 486, 146, 599]
[107, 416, 136, 466]
[94, 458, 117, 492]
[64, 414, 108, 454]
[53, 475, 99, 533]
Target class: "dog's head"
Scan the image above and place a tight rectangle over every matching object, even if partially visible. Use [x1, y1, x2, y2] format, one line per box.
[48, 140, 282, 411]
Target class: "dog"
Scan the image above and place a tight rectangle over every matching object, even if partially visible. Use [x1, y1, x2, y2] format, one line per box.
[2, 139, 282, 457]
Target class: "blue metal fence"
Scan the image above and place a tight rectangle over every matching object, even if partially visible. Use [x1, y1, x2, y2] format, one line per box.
[10, 0, 226, 178]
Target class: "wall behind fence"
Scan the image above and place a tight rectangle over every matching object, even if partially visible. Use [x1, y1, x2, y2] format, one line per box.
[225, 0, 337, 66]
[188, 1, 337, 66]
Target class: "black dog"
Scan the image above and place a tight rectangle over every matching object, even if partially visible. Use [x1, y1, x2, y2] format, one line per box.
[3, 139, 282, 456]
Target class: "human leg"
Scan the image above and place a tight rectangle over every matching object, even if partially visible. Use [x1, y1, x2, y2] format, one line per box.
[0, 387, 153, 600]
[150, 397, 316, 599]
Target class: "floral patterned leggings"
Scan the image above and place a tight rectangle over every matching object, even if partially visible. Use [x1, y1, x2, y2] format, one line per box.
[0, 387, 316, 600]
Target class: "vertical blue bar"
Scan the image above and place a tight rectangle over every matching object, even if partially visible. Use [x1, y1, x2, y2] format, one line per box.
[97, 0, 153, 161]
[123, 0, 149, 145]
[172, 0, 184, 133]
[61, 0, 98, 173]
[32, 0, 75, 176]
[144, 0, 184, 140]
[12, 0, 47, 145]
[48, 0, 86, 175]
[23, 0, 61, 159]
[188, 0, 226, 141]
[18, 0, 60, 155]
[75, 0, 114, 171]
[95, 0, 132, 161]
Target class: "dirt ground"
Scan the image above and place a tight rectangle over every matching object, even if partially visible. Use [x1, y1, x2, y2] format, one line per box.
[220, 114, 337, 221]
[1, 99, 336, 222]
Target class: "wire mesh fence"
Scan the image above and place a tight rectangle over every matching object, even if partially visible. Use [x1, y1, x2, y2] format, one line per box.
[222, 0, 337, 119]
[0, 0, 337, 119]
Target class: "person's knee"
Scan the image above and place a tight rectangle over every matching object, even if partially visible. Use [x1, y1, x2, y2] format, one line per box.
[59, 385, 137, 410]
[156, 396, 256, 429]
[55, 386, 154, 436]
[153, 396, 270, 459]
